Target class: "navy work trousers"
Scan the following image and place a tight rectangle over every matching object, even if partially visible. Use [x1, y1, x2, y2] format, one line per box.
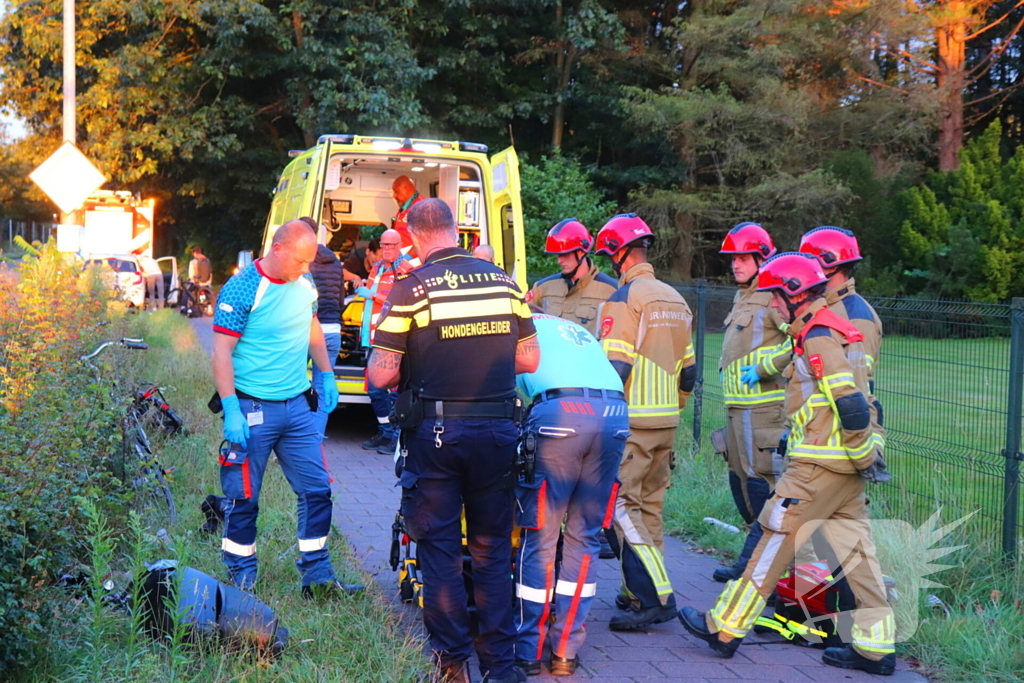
[399, 417, 520, 679]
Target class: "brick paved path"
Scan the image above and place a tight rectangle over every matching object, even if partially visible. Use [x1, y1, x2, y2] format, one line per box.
[322, 409, 926, 683]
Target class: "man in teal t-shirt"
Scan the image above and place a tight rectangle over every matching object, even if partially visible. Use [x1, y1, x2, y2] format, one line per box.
[512, 314, 629, 677]
[212, 220, 360, 599]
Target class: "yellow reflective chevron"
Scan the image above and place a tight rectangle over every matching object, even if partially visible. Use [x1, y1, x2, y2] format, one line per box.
[708, 578, 766, 638]
[723, 343, 789, 407]
[626, 357, 683, 420]
[633, 544, 673, 596]
[852, 613, 896, 654]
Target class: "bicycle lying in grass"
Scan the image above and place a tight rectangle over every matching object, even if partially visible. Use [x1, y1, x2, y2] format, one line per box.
[80, 338, 178, 525]
[166, 280, 214, 318]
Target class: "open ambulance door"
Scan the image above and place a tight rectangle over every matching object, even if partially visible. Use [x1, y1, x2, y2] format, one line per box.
[489, 147, 527, 292]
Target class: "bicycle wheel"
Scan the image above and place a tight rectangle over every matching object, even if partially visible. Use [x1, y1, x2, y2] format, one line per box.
[126, 418, 177, 526]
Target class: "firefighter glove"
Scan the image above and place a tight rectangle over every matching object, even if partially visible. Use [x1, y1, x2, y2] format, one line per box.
[321, 373, 339, 413]
[859, 453, 891, 484]
[740, 364, 760, 388]
[221, 394, 250, 448]
[355, 286, 373, 300]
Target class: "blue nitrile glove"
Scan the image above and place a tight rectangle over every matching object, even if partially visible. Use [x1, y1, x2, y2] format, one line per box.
[321, 373, 339, 413]
[221, 394, 249, 448]
[740, 364, 760, 388]
[355, 286, 372, 299]
[719, 369, 723, 384]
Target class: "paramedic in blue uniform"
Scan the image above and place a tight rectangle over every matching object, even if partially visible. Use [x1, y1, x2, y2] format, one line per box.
[212, 220, 361, 599]
[513, 312, 629, 677]
[368, 199, 540, 683]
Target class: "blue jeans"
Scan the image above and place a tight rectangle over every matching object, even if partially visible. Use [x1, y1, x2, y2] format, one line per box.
[399, 418, 520, 678]
[367, 382, 397, 438]
[220, 394, 336, 588]
[514, 396, 629, 662]
[311, 332, 341, 439]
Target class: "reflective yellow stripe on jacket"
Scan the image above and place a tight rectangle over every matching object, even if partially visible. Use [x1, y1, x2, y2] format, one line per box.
[722, 340, 790, 406]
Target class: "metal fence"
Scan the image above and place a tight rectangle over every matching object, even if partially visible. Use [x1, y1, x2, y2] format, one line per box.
[1, 218, 57, 247]
[672, 281, 1024, 560]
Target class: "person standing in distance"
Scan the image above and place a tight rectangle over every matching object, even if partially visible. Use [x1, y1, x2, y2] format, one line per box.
[212, 220, 361, 599]
[595, 213, 697, 631]
[307, 238, 344, 440]
[512, 312, 628, 677]
[713, 223, 791, 583]
[527, 218, 618, 337]
[188, 246, 212, 286]
[368, 199, 539, 683]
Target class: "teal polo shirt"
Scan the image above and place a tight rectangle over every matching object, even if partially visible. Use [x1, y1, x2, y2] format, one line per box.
[517, 314, 623, 400]
[213, 259, 318, 400]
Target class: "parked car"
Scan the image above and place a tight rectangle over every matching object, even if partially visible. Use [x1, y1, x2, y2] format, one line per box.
[82, 254, 178, 310]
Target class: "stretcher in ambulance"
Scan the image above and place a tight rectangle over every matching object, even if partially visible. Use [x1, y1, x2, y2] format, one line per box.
[261, 135, 527, 404]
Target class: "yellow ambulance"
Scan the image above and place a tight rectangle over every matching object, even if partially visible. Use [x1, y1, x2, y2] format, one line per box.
[261, 134, 527, 403]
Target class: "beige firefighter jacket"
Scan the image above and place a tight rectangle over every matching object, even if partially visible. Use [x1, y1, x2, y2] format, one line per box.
[720, 281, 792, 408]
[598, 262, 695, 430]
[527, 257, 618, 336]
[783, 298, 883, 475]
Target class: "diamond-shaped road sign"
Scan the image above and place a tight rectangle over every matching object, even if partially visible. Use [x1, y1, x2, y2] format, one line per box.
[29, 141, 107, 215]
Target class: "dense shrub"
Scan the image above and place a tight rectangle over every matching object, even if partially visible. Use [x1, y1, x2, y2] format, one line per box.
[0, 245, 134, 673]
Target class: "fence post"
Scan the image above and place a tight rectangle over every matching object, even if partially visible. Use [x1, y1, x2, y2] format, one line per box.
[1004, 297, 1024, 562]
[692, 279, 708, 449]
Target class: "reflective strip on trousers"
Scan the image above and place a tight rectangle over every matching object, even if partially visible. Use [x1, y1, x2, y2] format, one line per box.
[708, 578, 767, 639]
[297, 535, 328, 552]
[555, 579, 598, 598]
[852, 612, 896, 655]
[222, 538, 256, 557]
[516, 583, 553, 604]
[633, 544, 673, 596]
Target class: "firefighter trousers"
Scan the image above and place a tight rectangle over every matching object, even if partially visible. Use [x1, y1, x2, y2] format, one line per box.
[220, 394, 336, 589]
[613, 426, 677, 608]
[514, 396, 629, 663]
[725, 405, 782, 522]
[706, 460, 895, 661]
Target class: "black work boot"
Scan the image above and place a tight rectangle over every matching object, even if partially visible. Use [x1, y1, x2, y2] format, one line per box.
[678, 606, 741, 658]
[437, 660, 473, 683]
[822, 644, 896, 675]
[377, 435, 399, 455]
[712, 566, 741, 583]
[609, 599, 678, 631]
[301, 579, 365, 601]
[614, 592, 634, 610]
[361, 430, 389, 450]
[481, 666, 526, 683]
[514, 658, 541, 676]
[549, 654, 580, 676]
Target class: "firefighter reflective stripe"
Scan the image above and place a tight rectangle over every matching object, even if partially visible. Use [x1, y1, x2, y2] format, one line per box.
[555, 579, 598, 598]
[222, 538, 256, 557]
[626, 357, 683, 419]
[602, 339, 635, 358]
[516, 583, 553, 603]
[297, 536, 328, 552]
[752, 532, 786, 585]
[708, 578, 767, 638]
[723, 344, 789, 406]
[822, 372, 856, 391]
[683, 343, 695, 365]
[852, 613, 896, 654]
[789, 393, 885, 461]
[633, 544, 673, 596]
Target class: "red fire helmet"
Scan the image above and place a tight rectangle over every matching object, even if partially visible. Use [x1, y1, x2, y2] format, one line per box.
[545, 218, 592, 254]
[757, 252, 828, 296]
[799, 226, 862, 267]
[595, 213, 655, 256]
[720, 222, 777, 259]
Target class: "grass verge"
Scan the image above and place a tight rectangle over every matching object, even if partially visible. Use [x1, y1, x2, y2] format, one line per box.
[14, 310, 426, 683]
[664, 437, 1024, 683]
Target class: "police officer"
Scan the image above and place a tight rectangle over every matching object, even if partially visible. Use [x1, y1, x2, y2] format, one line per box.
[212, 220, 362, 598]
[594, 213, 697, 631]
[527, 218, 618, 337]
[680, 252, 895, 676]
[513, 312, 628, 677]
[367, 199, 539, 683]
[713, 223, 791, 583]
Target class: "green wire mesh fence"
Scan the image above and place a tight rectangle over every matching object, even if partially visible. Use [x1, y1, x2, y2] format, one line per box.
[673, 281, 1024, 560]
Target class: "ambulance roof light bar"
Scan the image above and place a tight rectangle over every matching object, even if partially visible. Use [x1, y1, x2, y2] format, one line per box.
[458, 141, 489, 153]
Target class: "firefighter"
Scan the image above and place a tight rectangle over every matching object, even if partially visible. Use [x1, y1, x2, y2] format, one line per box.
[368, 199, 539, 683]
[527, 218, 618, 338]
[594, 213, 697, 631]
[679, 252, 896, 676]
[713, 223, 791, 583]
[513, 312, 628, 676]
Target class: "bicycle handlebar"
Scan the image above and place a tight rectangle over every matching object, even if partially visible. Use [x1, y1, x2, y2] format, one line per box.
[80, 338, 148, 362]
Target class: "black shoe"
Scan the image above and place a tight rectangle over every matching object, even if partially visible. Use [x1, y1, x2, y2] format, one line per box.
[361, 431, 389, 450]
[822, 645, 895, 675]
[609, 602, 678, 631]
[614, 592, 634, 610]
[515, 658, 541, 676]
[712, 566, 741, 583]
[598, 530, 616, 559]
[481, 667, 526, 683]
[377, 436, 398, 455]
[200, 494, 226, 534]
[549, 654, 579, 676]
[678, 606, 741, 658]
[437, 660, 473, 683]
[301, 579, 365, 601]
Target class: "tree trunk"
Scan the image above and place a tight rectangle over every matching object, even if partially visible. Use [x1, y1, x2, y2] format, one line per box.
[669, 213, 695, 280]
[936, 1, 968, 171]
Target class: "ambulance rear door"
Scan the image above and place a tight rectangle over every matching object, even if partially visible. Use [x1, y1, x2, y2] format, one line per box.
[488, 146, 527, 291]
